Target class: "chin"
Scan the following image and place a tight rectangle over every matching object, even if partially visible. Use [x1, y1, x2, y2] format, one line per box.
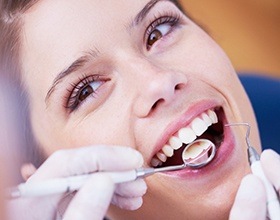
[108, 159, 250, 220]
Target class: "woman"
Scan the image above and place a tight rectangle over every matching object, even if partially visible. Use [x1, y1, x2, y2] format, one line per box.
[1, 0, 279, 219]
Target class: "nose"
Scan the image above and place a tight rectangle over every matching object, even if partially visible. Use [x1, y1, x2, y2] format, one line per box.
[130, 61, 188, 118]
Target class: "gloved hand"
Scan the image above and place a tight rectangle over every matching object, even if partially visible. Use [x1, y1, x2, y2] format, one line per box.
[230, 149, 280, 220]
[8, 145, 147, 220]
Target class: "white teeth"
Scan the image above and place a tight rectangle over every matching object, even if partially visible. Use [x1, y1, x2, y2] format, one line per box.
[207, 109, 218, 124]
[151, 109, 220, 167]
[169, 136, 182, 150]
[178, 127, 196, 144]
[151, 158, 162, 167]
[162, 145, 174, 157]
[156, 152, 167, 162]
[191, 118, 208, 136]
[201, 113, 212, 126]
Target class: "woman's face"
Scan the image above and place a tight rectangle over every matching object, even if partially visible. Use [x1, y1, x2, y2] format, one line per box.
[20, 0, 261, 219]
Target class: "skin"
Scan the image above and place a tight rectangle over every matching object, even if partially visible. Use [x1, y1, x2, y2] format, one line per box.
[19, 0, 262, 219]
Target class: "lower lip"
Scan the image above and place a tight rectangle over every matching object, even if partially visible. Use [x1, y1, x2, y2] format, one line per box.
[164, 122, 235, 178]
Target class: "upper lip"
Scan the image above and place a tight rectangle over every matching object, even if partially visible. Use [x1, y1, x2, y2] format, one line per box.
[148, 100, 223, 165]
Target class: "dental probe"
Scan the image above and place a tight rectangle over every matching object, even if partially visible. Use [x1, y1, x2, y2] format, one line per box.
[226, 123, 280, 220]
[8, 164, 185, 199]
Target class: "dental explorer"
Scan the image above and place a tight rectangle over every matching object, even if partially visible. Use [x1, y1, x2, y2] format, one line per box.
[226, 123, 280, 220]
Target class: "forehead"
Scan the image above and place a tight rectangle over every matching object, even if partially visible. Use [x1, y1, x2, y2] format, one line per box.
[21, 0, 158, 45]
[20, 0, 151, 88]
[21, 0, 175, 68]
[21, 0, 146, 55]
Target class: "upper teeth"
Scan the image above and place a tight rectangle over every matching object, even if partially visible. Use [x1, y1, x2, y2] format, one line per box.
[151, 109, 218, 167]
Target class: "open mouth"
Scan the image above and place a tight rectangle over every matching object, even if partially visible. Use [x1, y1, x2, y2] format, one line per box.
[151, 107, 225, 168]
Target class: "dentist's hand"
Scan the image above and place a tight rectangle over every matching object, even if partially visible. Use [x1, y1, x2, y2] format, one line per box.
[229, 149, 280, 220]
[8, 145, 147, 220]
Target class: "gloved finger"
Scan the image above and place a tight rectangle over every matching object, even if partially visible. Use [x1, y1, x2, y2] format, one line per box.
[229, 174, 266, 220]
[62, 173, 115, 220]
[28, 145, 143, 182]
[261, 149, 280, 193]
[114, 179, 147, 198]
[111, 194, 143, 211]
[21, 163, 37, 181]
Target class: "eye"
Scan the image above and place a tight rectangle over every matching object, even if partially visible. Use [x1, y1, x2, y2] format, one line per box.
[146, 15, 180, 49]
[66, 75, 105, 111]
[78, 81, 101, 102]
[147, 23, 171, 47]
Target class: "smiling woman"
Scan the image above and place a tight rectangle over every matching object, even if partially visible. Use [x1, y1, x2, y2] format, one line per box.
[1, 0, 280, 220]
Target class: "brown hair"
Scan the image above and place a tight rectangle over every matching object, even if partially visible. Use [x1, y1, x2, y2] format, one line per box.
[0, 0, 44, 173]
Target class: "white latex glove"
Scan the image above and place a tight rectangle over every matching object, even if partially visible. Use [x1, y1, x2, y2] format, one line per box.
[230, 149, 280, 220]
[8, 145, 147, 220]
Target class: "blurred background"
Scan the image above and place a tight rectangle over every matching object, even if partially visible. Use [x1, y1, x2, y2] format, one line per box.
[180, 0, 280, 78]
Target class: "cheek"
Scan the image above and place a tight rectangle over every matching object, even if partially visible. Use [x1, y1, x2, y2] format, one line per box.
[30, 105, 67, 155]
[174, 29, 246, 101]
[61, 110, 136, 150]
[190, 37, 237, 84]
[161, 25, 238, 89]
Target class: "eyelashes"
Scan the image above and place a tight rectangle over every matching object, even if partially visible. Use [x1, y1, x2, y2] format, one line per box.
[145, 11, 182, 49]
[64, 10, 182, 112]
[65, 75, 105, 111]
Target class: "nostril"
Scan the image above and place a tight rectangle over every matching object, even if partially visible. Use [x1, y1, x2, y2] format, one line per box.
[175, 83, 184, 91]
[151, 98, 164, 110]
[151, 83, 184, 110]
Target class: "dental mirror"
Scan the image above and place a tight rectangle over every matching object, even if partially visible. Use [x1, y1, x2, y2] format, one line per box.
[182, 139, 216, 168]
[150, 139, 217, 174]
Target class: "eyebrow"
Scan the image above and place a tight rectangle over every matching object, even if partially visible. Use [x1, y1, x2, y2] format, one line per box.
[45, 0, 171, 104]
[45, 49, 100, 104]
